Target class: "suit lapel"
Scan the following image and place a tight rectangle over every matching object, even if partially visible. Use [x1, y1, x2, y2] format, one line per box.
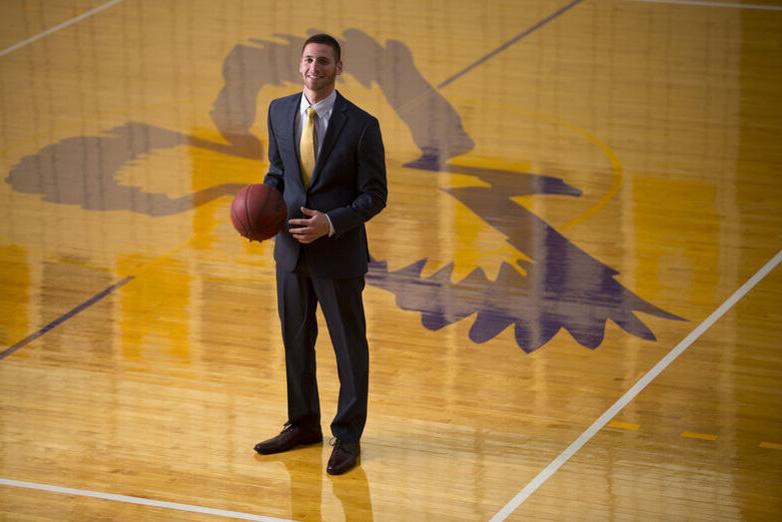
[311, 92, 348, 186]
[282, 94, 305, 189]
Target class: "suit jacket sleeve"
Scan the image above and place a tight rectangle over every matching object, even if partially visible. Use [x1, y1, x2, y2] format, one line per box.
[262, 103, 285, 193]
[326, 116, 387, 238]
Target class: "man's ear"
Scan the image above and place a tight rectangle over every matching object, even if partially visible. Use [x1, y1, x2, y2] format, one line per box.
[336, 61, 344, 75]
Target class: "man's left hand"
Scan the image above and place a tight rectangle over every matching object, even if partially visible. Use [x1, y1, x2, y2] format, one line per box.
[288, 207, 331, 244]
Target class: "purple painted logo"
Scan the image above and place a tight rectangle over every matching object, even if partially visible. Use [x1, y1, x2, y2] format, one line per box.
[5, 30, 684, 352]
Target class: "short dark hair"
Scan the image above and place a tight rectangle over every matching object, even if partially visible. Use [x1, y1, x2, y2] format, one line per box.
[302, 33, 341, 62]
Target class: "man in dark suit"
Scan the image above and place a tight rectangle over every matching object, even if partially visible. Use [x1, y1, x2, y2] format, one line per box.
[253, 33, 387, 475]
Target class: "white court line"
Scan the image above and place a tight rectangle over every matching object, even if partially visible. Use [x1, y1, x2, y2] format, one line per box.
[627, 0, 782, 11]
[491, 249, 782, 521]
[0, 478, 293, 522]
[0, 0, 123, 58]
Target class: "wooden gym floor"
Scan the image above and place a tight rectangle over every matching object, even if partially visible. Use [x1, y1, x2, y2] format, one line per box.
[1, 0, 781, 520]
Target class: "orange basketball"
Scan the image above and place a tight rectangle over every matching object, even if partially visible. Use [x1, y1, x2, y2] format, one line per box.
[230, 184, 287, 242]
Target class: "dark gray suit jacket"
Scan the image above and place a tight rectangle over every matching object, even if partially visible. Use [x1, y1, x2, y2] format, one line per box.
[263, 91, 387, 279]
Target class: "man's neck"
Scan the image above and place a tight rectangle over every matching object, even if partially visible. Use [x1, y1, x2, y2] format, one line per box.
[304, 86, 335, 105]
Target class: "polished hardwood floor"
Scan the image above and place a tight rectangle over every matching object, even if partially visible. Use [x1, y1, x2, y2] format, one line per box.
[1, 0, 781, 520]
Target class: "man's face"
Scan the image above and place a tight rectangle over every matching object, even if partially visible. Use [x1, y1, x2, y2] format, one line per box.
[299, 43, 342, 96]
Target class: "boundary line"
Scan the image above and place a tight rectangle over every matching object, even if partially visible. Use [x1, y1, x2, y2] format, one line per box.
[0, 479, 292, 522]
[0, 277, 134, 361]
[490, 249, 782, 521]
[627, 0, 782, 11]
[0, 0, 123, 58]
[437, 0, 584, 89]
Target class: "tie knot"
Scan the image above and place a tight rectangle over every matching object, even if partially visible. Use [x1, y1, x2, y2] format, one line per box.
[307, 106, 317, 120]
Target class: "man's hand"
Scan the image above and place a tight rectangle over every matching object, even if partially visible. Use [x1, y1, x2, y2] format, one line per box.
[288, 207, 331, 244]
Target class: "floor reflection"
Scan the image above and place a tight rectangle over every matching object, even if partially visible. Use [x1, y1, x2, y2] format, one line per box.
[275, 453, 374, 521]
[282, 456, 322, 521]
[330, 466, 373, 522]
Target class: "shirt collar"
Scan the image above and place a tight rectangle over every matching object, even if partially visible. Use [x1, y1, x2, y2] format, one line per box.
[300, 89, 337, 116]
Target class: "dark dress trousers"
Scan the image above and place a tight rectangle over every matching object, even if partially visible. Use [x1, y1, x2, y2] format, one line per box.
[263, 91, 387, 443]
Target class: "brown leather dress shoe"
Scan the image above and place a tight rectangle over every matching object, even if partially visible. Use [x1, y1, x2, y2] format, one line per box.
[254, 424, 323, 455]
[326, 439, 360, 475]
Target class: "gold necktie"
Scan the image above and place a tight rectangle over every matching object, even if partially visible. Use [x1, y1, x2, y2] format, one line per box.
[300, 106, 317, 187]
